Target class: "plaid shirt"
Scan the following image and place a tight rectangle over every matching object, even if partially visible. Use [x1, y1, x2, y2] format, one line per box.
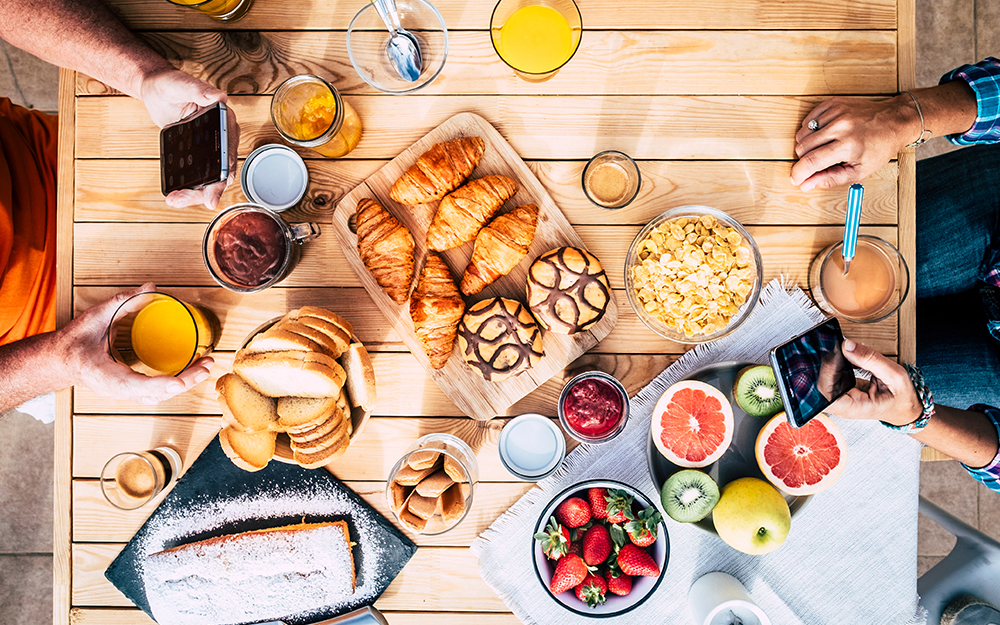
[961, 404, 1000, 492]
[941, 57, 1000, 145]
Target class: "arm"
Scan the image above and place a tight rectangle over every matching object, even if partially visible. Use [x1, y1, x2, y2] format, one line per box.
[0, 0, 240, 209]
[0, 285, 213, 413]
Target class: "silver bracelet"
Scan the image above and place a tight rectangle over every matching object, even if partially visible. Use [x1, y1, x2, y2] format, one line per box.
[902, 91, 933, 148]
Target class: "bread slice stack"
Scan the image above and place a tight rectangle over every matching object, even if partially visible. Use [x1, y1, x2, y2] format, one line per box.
[217, 307, 377, 471]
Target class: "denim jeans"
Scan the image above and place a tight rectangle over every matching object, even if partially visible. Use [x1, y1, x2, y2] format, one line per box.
[915, 143, 1000, 407]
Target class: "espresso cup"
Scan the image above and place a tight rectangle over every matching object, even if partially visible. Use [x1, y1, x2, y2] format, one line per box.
[203, 203, 320, 293]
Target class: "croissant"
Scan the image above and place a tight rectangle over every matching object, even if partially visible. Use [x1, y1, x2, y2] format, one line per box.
[426, 175, 518, 252]
[390, 137, 487, 205]
[461, 204, 539, 296]
[409, 252, 465, 369]
[356, 198, 416, 305]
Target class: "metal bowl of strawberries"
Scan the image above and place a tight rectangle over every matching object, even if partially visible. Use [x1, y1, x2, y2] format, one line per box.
[532, 479, 669, 617]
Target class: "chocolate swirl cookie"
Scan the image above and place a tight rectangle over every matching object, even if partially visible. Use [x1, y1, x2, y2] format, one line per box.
[526, 247, 611, 334]
[457, 297, 544, 382]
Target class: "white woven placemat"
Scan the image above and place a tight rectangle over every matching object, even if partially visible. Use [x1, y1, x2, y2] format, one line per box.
[472, 280, 924, 625]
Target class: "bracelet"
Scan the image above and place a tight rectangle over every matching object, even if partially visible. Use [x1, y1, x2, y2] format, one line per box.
[902, 91, 933, 148]
[881, 363, 935, 433]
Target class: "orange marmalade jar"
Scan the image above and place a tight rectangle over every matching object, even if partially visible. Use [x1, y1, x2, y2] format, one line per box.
[270, 75, 363, 158]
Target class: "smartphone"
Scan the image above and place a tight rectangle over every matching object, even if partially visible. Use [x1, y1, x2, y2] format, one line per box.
[769, 317, 856, 428]
[159, 102, 228, 196]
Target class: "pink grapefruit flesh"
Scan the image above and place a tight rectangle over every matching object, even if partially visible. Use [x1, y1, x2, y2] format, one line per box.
[755, 413, 847, 496]
[651, 380, 734, 468]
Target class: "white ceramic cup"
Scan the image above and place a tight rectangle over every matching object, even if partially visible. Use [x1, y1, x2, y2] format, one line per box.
[689, 572, 771, 625]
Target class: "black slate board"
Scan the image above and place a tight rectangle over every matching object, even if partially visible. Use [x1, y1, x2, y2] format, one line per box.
[105, 436, 417, 625]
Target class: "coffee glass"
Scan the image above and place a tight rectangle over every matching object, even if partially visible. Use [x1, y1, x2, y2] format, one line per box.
[108, 292, 218, 377]
[582, 150, 641, 209]
[100, 447, 183, 510]
[165, 0, 253, 21]
[490, 0, 582, 82]
[203, 203, 321, 293]
[808, 235, 909, 323]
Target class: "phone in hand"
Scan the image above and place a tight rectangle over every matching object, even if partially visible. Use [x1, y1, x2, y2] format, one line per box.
[159, 102, 228, 196]
[769, 317, 856, 428]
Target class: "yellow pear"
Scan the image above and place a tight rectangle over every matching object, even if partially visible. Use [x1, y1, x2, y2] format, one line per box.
[712, 477, 791, 555]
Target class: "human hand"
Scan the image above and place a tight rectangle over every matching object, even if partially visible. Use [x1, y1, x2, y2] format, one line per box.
[139, 68, 240, 210]
[789, 95, 920, 192]
[59, 283, 214, 405]
[825, 339, 922, 426]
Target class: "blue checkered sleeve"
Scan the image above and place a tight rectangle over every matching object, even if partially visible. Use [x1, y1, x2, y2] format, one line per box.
[940, 57, 1000, 145]
[961, 404, 1000, 492]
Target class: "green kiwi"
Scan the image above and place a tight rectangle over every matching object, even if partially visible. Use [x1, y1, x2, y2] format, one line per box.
[733, 365, 782, 418]
[661, 469, 720, 523]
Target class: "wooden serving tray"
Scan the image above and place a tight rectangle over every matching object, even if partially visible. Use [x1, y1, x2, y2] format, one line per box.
[333, 112, 618, 420]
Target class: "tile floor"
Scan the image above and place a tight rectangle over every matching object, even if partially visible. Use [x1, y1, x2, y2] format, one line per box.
[1, 2, 999, 623]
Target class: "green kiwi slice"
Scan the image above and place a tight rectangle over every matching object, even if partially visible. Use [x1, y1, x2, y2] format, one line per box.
[661, 469, 720, 523]
[733, 365, 782, 418]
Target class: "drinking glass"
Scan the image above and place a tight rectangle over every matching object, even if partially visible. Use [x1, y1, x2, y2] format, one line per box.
[808, 235, 910, 323]
[490, 0, 582, 82]
[271, 75, 363, 158]
[100, 447, 183, 510]
[108, 292, 218, 377]
[582, 150, 641, 209]
[165, 0, 253, 21]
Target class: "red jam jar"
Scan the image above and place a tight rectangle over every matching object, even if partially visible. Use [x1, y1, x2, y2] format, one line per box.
[557, 371, 629, 443]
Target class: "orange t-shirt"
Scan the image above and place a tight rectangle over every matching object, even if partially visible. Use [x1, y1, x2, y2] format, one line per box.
[0, 98, 57, 346]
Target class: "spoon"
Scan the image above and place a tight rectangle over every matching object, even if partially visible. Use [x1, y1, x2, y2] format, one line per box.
[370, 0, 423, 82]
[842, 183, 863, 275]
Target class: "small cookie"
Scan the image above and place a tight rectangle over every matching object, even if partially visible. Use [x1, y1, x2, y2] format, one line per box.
[526, 247, 611, 334]
[407, 450, 441, 471]
[443, 454, 468, 483]
[458, 297, 544, 382]
[439, 482, 466, 525]
[398, 506, 428, 533]
[394, 459, 442, 486]
[406, 492, 439, 520]
[389, 481, 412, 513]
[415, 469, 454, 498]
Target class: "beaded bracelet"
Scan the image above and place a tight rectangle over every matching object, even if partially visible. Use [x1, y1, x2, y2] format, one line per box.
[880, 363, 935, 433]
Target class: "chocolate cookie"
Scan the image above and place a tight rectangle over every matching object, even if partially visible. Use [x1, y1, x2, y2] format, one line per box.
[458, 297, 544, 382]
[526, 247, 611, 334]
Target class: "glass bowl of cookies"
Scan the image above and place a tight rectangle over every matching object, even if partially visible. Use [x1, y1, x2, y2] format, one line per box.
[625, 206, 762, 344]
[386, 433, 479, 535]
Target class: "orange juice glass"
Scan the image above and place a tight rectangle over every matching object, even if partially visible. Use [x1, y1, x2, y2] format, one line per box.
[491, 0, 582, 82]
[271, 75, 363, 158]
[108, 292, 218, 377]
[166, 0, 253, 21]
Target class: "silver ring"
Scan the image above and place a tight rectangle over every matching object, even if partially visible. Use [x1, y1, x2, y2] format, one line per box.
[808, 120, 820, 131]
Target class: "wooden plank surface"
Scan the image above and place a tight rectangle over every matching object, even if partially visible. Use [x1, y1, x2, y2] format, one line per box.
[68, 610, 523, 625]
[76, 30, 898, 97]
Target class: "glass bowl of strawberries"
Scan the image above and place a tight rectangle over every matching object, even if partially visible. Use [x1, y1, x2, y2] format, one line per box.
[531, 479, 668, 616]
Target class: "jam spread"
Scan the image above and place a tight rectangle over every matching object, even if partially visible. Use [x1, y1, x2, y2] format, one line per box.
[562, 377, 624, 437]
[214, 211, 286, 288]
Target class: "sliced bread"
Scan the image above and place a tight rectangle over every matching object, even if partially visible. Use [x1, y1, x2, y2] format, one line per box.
[275, 319, 348, 358]
[292, 306, 355, 337]
[219, 427, 276, 472]
[234, 350, 347, 398]
[289, 418, 350, 454]
[276, 394, 339, 429]
[216, 373, 280, 433]
[340, 343, 377, 411]
[292, 440, 351, 469]
[244, 328, 325, 355]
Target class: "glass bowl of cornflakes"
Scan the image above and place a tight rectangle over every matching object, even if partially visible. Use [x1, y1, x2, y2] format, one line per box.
[625, 206, 762, 344]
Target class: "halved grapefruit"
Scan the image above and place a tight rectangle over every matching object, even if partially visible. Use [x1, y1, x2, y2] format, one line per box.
[755, 413, 847, 496]
[651, 380, 734, 468]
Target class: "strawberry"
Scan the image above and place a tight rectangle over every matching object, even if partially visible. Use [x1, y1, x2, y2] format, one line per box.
[534, 516, 571, 560]
[550, 554, 589, 594]
[574, 573, 608, 607]
[582, 524, 612, 566]
[567, 540, 583, 558]
[587, 487, 609, 519]
[606, 570, 633, 596]
[617, 543, 660, 577]
[624, 506, 662, 548]
[605, 489, 634, 524]
[555, 496, 592, 528]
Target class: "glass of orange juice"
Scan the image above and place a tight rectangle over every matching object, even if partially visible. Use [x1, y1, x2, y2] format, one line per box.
[808, 235, 910, 323]
[107, 292, 219, 377]
[271, 75, 363, 158]
[491, 0, 582, 82]
[165, 0, 254, 21]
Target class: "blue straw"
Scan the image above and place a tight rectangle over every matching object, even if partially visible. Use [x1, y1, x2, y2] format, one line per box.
[843, 183, 863, 274]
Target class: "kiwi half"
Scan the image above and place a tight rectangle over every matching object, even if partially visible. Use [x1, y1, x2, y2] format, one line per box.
[661, 469, 720, 523]
[733, 365, 782, 418]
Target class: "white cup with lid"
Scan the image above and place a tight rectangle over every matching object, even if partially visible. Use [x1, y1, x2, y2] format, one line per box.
[240, 143, 309, 212]
[689, 572, 771, 625]
[498, 413, 566, 481]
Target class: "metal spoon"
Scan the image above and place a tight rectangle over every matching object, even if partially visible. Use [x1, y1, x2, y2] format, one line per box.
[370, 0, 423, 82]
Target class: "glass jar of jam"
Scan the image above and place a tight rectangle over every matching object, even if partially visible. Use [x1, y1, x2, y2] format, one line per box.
[270, 74, 363, 158]
[557, 371, 629, 443]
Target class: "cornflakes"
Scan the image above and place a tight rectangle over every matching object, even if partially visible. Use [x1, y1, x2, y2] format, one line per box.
[630, 215, 755, 337]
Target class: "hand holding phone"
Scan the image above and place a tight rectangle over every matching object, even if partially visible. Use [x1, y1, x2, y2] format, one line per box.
[823, 339, 924, 427]
[160, 102, 229, 196]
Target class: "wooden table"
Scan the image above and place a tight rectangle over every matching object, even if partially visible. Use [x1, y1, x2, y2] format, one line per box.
[54, 0, 916, 622]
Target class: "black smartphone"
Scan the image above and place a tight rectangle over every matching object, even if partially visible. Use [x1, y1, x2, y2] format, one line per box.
[769, 317, 856, 428]
[159, 102, 228, 196]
